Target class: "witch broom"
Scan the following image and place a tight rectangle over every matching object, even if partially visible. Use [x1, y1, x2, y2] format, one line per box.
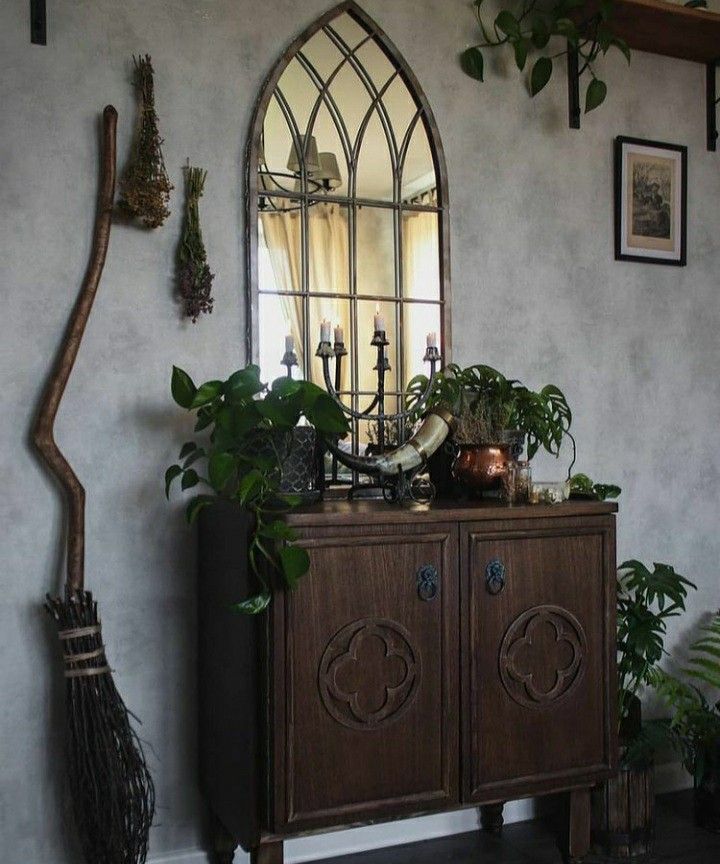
[34, 105, 155, 864]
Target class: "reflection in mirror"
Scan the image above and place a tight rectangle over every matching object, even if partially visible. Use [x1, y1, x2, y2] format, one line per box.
[251, 5, 448, 462]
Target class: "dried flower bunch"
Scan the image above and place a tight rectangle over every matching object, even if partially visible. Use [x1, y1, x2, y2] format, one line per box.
[178, 164, 215, 322]
[120, 55, 172, 228]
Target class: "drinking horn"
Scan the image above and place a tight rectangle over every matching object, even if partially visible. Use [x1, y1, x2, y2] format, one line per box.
[326, 406, 457, 476]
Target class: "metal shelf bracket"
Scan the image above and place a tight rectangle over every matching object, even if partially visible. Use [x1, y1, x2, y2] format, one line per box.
[708, 61, 719, 152]
[567, 44, 581, 130]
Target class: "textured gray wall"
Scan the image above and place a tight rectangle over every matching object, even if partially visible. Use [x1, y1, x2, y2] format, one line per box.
[2, 1, 719, 862]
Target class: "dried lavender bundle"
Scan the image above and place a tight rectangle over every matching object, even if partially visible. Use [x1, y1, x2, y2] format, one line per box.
[120, 55, 172, 228]
[178, 164, 215, 322]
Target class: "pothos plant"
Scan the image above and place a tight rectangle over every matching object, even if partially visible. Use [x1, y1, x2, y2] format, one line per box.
[460, 0, 631, 115]
[165, 365, 349, 613]
[406, 363, 572, 459]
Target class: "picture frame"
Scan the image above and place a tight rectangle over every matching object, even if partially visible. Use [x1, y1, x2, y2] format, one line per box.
[614, 136, 687, 266]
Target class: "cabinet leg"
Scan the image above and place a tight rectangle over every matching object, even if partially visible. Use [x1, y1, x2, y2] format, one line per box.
[560, 787, 592, 864]
[209, 812, 236, 864]
[480, 802, 505, 834]
[251, 840, 284, 864]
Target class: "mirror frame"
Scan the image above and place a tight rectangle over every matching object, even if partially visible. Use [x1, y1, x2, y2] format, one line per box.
[245, 0, 451, 380]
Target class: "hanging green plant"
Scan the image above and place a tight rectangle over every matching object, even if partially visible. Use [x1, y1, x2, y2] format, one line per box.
[460, 0, 631, 114]
[178, 163, 215, 322]
[119, 54, 172, 228]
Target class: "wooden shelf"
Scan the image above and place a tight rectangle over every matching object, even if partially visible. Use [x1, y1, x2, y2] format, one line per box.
[599, 0, 720, 64]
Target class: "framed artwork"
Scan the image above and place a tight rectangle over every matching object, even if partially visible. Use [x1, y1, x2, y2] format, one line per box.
[614, 136, 687, 266]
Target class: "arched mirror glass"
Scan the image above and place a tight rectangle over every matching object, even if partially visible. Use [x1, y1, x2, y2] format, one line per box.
[248, 1, 449, 457]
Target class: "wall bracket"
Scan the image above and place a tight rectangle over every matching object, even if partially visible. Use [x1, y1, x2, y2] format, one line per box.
[30, 0, 46, 45]
[708, 61, 719, 152]
[567, 44, 581, 130]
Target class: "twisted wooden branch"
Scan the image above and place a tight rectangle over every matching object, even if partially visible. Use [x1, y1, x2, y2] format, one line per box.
[33, 105, 118, 593]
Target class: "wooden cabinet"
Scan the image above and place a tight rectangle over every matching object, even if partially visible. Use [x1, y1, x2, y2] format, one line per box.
[198, 500, 618, 864]
[272, 523, 458, 830]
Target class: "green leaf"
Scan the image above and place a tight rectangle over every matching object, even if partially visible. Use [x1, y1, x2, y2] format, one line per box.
[585, 78, 607, 113]
[190, 380, 224, 409]
[232, 591, 271, 615]
[185, 494, 215, 524]
[171, 366, 197, 409]
[279, 545, 310, 589]
[594, 483, 622, 501]
[183, 448, 205, 469]
[271, 376, 303, 397]
[460, 47, 484, 82]
[208, 451, 235, 492]
[179, 441, 197, 460]
[165, 464, 182, 498]
[257, 393, 300, 428]
[259, 520, 297, 541]
[612, 37, 632, 65]
[495, 10, 520, 38]
[278, 493, 303, 508]
[514, 38, 529, 72]
[307, 392, 349, 437]
[531, 18, 550, 49]
[238, 469, 264, 505]
[181, 468, 200, 491]
[530, 57, 553, 96]
[225, 366, 265, 402]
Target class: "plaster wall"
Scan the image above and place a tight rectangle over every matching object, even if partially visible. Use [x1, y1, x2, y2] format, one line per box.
[1, 1, 719, 862]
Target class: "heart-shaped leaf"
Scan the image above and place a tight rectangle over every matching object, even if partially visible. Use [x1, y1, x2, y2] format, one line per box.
[585, 78, 607, 113]
[530, 56, 553, 96]
[165, 464, 182, 498]
[171, 366, 197, 409]
[232, 591, 271, 615]
[514, 38, 529, 71]
[208, 451, 235, 491]
[279, 545, 311, 589]
[190, 380, 224, 409]
[181, 468, 200, 491]
[495, 10, 520, 38]
[460, 47, 484, 82]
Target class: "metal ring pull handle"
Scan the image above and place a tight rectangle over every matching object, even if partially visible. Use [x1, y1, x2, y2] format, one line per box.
[417, 565, 439, 601]
[485, 559, 506, 595]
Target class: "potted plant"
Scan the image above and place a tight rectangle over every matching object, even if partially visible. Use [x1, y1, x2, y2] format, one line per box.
[165, 364, 349, 613]
[653, 612, 720, 832]
[405, 363, 572, 494]
[591, 560, 696, 859]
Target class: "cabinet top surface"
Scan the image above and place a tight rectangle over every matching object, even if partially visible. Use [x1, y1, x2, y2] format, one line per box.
[284, 498, 617, 527]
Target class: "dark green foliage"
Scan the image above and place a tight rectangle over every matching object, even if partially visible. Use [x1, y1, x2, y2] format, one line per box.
[461, 0, 631, 115]
[405, 363, 572, 460]
[166, 365, 349, 612]
[569, 472, 621, 501]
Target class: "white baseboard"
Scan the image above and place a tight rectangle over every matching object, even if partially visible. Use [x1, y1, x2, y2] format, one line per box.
[148, 764, 693, 864]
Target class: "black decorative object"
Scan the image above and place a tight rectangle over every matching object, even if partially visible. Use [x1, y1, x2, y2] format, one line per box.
[416, 565, 440, 601]
[615, 136, 687, 266]
[30, 0, 46, 45]
[708, 62, 719, 152]
[485, 558, 506, 595]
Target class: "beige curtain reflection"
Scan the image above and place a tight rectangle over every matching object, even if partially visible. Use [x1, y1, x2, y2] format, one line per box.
[261, 203, 350, 389]
[402, 190, 440, 382]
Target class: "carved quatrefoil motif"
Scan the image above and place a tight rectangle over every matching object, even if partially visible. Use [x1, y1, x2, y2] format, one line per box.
[318, 619, 420, 730]
[499, 605, 587, 709]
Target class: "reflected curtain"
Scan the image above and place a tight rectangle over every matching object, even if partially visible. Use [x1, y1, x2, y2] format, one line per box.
[402, 190, 440, 385]
[260, 203, 350, 390]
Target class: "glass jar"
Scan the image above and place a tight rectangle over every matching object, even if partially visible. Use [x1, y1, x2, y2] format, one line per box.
[503, 460, 532, 506]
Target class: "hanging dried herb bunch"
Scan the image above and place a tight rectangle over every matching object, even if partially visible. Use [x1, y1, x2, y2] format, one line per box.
[120, 55, 172, 228]
[178, 164, 215, 322]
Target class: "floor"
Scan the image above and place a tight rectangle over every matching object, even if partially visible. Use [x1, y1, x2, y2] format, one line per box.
[311, 793, 720, 863]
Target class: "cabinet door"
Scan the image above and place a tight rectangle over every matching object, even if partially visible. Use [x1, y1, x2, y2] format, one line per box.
[272, 523, 459, 831]
[462, 520, 616, 802]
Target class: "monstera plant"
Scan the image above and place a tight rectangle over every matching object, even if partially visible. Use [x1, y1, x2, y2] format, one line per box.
[165, 364, 349, 613]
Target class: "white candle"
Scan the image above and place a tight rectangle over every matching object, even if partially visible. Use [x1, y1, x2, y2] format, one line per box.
[320, 319, 331, 342]
[426, 331, 438, 348]
[285, 334, 294, 352]
[373, 304, 385, 333]
[334, 325, 344, 345]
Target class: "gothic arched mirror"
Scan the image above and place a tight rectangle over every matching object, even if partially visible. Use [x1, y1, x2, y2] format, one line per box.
[246, 1, 450, 457]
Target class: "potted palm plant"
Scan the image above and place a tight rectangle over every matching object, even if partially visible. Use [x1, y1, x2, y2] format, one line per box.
[653, 612, 720, 832]
[591, 560, 696, 859]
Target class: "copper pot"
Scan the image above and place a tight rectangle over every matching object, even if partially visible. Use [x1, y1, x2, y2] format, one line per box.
[452, 443, 511, 493]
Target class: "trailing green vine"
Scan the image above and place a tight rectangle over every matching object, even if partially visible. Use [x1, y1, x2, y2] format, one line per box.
[460, 0, 631, 114]
[165, 365, 349, 613]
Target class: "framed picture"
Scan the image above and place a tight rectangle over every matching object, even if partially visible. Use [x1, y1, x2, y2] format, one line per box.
[614, 136, 687, 266]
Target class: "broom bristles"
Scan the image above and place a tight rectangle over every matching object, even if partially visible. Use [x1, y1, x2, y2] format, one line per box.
[46, 589, 155, 864]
